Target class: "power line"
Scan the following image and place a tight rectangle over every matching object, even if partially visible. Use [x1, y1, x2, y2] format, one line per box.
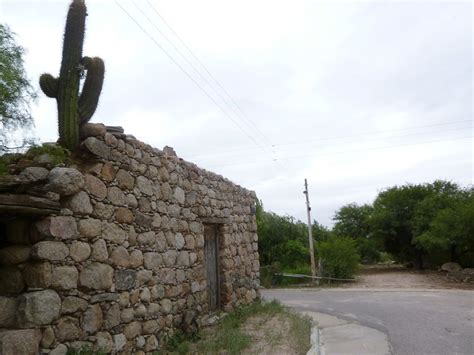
[275, 119, 474, 147]
[115, 0, 274, 161]
[145, 0, 274, 147]
[134, 0, 273, 147]
[206, 135, 473, 168]
[189, 120, 473, 159]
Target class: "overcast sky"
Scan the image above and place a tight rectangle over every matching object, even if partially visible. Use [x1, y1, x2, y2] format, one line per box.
[1, 0, 472, 226]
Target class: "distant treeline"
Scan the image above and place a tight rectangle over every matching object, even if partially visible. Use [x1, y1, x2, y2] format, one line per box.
[257, 180, 473, 276]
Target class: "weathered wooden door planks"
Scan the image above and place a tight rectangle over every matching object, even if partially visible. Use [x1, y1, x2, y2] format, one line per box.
[204, 224, 220, 311]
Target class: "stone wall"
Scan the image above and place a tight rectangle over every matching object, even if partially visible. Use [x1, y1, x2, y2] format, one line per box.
[0, 124, 260, 354]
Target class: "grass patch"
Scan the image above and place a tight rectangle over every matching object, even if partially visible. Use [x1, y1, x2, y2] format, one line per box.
[158, 300, 312, 355]
[66, 347, 107, 355]
[26, 144, 69, 166]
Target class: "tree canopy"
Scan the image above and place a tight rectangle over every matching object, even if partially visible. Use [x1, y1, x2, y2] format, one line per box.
[0, 24, 36, 152]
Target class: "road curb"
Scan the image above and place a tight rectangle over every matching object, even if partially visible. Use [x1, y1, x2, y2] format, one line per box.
[304, 311, 391, 355]
[307, 321, 321, 355]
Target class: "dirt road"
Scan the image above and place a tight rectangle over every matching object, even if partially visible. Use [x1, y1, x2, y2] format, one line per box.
[342, 265, 474, 290]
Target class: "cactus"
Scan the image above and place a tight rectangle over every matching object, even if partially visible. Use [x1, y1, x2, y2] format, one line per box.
[39, 0, 104, 151]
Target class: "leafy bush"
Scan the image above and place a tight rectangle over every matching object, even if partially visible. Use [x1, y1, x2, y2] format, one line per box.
[319, 237, 360, 279]
[356, 238, 381, 264]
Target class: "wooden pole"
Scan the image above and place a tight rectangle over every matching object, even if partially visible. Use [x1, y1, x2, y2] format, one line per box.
[304, 178, 318, 285]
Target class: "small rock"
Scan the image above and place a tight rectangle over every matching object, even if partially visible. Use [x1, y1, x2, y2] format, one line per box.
[107, 186, 126, 206]
[115, 207, 134, 223]
[41, 326, 55, 348]
[47, 167, 84, 196]
[129, 250, 144, 268]
[116, 169, 134, 190]
[124, 321, 142, 340]
[0, 329, 42, 355]
[163, 146, 177, 157]
[102, 223, 128, 244]
[84, 174, 107, 200]
[17, 290, 61, 327]
[51, 265, 78, 290]
[64, 191, 93, 215]
[92, 202, 115, 219]
[91, 239, 108, 262]
[31, 241, 69, 261]
[82, 136, 111, 159]
[174, 187, 185, 204]
[115, 269, 136, 291]
[143, 252, 163, 271]
[0, 296, 17, 327]
[55, 317, 82, 342]
[104, 304, 121, 329]
[50, 344, 68, 355]
[113, 334, 127, 351]
[35, 216, 78, 239]
[136, 176, 153, 196]
[61, 296, 88, 314]
[19, 166, 49, 182]
[23, 262, 52, 288]
[0, 245, 31, 265]
[82, 304, 103, 334]
[441, 262, 463, 273]
[79, 263, 113, 290]
[95, 331, 114, 353]
[175, 233, 185, 249]
[81, 122, 106, 138]
[110, 246, 130, 268]
[69, 241, 91, 262]
[145, 335, 159, 352]
[78, 218, 102, 238]
[91, 293, 119, 303]
[101, 162, 117, 182]
[161, 299, 172, 314]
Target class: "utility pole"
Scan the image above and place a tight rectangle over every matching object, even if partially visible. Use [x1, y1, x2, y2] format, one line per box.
[304, 179, 317, 284]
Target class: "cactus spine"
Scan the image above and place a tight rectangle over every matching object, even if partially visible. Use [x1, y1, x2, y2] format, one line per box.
[39, 0, 104, 151]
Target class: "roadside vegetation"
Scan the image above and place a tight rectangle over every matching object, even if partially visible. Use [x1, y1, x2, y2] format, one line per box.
[158, 300, 312, 355]
[258, 180, 474, 287]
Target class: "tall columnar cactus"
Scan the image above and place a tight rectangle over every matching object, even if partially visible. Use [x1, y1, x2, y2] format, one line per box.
[39, 0, 104, 151]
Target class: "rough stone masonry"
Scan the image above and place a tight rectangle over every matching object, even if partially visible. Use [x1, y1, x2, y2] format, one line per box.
[0, 123, 260, 354]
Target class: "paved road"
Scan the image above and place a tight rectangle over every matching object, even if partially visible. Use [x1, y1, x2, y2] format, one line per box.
[262, 288, 474, 355]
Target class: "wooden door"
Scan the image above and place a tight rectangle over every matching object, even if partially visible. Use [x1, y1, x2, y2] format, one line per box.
[204, 224, 220, 311]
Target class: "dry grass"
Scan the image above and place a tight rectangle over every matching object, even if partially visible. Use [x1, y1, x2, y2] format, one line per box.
[157, 300, 312, 355]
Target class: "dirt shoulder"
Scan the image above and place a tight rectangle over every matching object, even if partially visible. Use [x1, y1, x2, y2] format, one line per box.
[159, 300, 312, 355]
[340, 265, 474, 290]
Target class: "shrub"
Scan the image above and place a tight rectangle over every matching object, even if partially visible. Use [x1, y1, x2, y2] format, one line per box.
[26, 144, 69, 166]
[319, 237, 360, 279]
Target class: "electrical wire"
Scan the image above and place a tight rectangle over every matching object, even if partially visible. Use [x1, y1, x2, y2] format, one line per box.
[205, 135, 473, 168]
[189, 120, 473, 159]
[144, 0, 274, 147]
[115, 0, 274, 160]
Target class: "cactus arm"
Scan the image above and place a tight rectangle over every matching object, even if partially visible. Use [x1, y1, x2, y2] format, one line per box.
[39, 74, 59, 98]
[78, 56, 105, 124]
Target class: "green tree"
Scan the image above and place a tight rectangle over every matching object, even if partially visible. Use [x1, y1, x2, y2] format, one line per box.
[319, 237, 360, 279]
[415, 187, 474, 267]
[333, 203, 380, 263]
[333, 203, 373, 239]
[256, 200, 311, 267]
[371, 183, 433, 268]
[0, 24, 36, 152]
[370, 180, 472, 269]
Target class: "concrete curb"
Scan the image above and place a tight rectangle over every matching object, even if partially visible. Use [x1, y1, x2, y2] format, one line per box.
[304, 311, 391, 355]
[307, 321, 321, 355]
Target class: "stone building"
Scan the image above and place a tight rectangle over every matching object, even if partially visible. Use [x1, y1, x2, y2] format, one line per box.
[0, 124, 260, 354]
